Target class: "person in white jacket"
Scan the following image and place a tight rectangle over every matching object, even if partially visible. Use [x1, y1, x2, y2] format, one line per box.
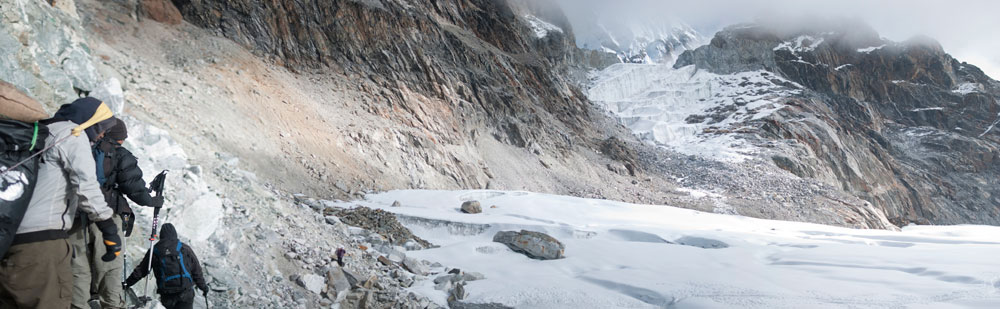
[0, 97, 121, 309]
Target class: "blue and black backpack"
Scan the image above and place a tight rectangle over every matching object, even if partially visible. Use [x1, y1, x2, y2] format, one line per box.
[153, 241, 195, 293]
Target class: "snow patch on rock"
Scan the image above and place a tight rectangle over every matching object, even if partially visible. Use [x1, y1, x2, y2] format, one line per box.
[774, 35, 825, 53]
[857, 44, 886, 53]
[952, 82, 981, 95]
[523, 15, 562, 38]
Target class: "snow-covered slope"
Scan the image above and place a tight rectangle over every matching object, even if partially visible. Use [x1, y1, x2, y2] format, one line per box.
[342, 190, 1000, 308]
[588, 64, 801, 162]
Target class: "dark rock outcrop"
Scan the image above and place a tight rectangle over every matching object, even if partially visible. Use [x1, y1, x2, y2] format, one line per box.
[676, 21, 1000, 225]
[493, 230, 564, 260]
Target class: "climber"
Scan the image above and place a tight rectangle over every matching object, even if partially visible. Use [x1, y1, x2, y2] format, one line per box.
[76, 117, 164, 309]
[125, 223, 209, 309]
[0, 97, 121, 309]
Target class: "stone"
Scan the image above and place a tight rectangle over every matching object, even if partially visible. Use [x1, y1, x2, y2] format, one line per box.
[492, 230, 565, 260]
[402, 257, 429, 276]
[434, 280, 451, 291]
[324, 216, 342, 225]
[462, 272, 485, 281]
[450, 283, 467, 300]
[433, 275, 455, 284]
[377, 255, 393, 266]
[461, 201, 482, 214]
[391, 201, 402, 207]
[326, 268, 352, 294]
[140, 0, 182, 25]
[296, 274, 325, 294]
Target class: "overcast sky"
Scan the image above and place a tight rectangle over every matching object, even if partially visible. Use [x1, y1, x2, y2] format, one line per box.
[563, 0, 1000, 79]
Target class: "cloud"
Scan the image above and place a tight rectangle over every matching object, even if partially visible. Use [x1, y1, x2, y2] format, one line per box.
[559, 0, 1000, 79]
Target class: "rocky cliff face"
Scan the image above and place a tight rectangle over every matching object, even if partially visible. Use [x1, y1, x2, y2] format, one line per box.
[174, 0, 593, 148]
[675, 21, 1000, 225]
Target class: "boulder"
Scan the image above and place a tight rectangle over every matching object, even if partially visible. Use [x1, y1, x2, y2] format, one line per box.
[140, 0, 182, 25]
[296, 273, 325, 294]
[461, 201, 482, 214]
[462, 272, 485, 281]
[450, 283, 467, 300]
[402, 257, 429, 275]
[326, 268, 352, 294]
[492, 230, 564, 260]
[433, 274, 457, 284]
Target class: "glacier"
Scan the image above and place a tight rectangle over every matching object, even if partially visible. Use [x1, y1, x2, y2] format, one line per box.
[337, 190, 1000, 308]
[587, 64, 801, 162]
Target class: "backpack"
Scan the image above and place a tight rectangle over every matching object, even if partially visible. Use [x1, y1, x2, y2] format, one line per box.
[153, 241, 195, 294]
[91, 140, 136, 236]
[92, 139, 116, 188]
[0, 120, 49, 257]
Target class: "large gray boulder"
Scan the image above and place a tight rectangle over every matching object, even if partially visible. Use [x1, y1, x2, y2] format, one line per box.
[327, 268, 352, 294]
[296, 273, 325, 294]
[402, 257, 429, 275]
[492, 230, 564, 260]
[460, 201, 482, 214]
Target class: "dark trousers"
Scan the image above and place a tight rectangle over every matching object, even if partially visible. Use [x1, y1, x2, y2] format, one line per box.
[160, 288, 195, 309]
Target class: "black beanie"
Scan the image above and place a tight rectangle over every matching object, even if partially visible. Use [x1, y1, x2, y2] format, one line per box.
[159, 223, 177, 240]
[105, 118, 128, 141]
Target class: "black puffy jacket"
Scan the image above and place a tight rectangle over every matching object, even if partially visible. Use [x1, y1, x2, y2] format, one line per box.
[95, 139, 154, 212]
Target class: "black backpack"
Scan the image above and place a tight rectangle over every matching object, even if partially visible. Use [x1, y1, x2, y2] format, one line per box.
[153, 240, 195, 294]
[92, 140, 137, 236]
[0, 120, 49, 257]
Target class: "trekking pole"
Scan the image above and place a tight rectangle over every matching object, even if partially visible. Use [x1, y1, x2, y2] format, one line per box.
[121, 224, 127, 305]
[140, 170, 168, 307]
[0, 133, 71, 176]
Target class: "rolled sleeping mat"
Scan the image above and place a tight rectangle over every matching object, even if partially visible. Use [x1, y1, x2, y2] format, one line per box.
[0, 81, 47, 123]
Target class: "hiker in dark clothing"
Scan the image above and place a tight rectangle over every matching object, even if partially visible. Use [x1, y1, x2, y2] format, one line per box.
[80, 118, 164, 309]
[95, 118, 163, 214]
[125, 224, 208, 309]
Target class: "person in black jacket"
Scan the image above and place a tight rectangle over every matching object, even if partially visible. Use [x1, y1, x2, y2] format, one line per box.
[78, 118, 164, 309]
[125, 224, 208, 309]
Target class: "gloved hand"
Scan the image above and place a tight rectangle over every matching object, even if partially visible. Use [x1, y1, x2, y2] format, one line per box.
[200, 285, 209, 298]
[150, 195, 164, 208]
[95, 219, 121, 262]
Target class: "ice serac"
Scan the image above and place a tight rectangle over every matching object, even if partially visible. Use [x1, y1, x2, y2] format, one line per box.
[672, 21, 1000, 225]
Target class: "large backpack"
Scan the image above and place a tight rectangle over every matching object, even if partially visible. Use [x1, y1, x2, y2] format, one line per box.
[0, 120, 49, 257]
[154, 241, 195, 294]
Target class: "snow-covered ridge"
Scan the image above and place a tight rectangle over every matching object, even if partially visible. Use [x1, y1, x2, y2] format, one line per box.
[342, 190, 1000, 308]
[587, 64, 801, 162]
[523, 15, 563, 38]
